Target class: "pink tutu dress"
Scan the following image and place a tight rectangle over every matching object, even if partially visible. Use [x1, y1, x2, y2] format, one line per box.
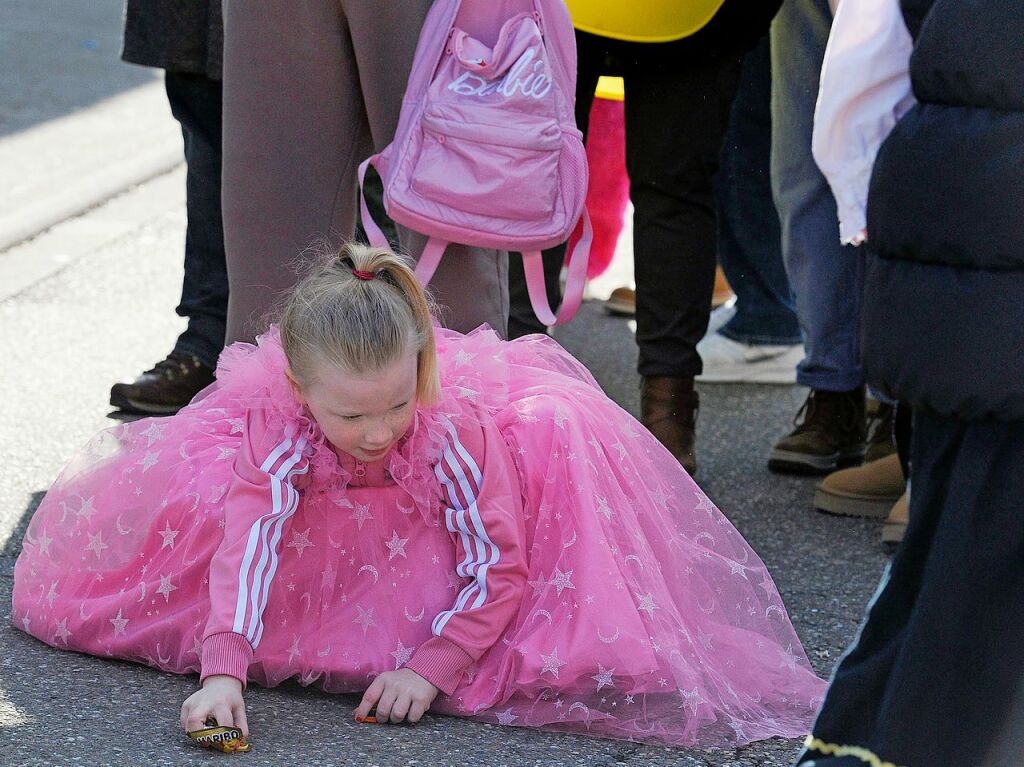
[11, 326, 825, 747]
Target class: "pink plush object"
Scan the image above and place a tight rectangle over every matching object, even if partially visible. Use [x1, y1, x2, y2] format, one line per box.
[570, 96, 629, 279]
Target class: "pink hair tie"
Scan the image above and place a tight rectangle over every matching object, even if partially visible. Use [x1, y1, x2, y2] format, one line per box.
[352, 269, 375, 281]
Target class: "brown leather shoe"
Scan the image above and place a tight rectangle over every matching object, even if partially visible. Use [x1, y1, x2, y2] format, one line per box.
[109, 351, 215, 416]
[641, 376, 699, 475]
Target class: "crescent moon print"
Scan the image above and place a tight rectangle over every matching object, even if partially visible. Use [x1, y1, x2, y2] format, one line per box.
[357, 564, 380, 584]
[79, 603, 91, 620]
[396, 501, 415, 515]
[137, 581, 147, 602]
[567, 702, 590, 717]
[624, 554, 644, 571]
[300, 592, 312, 613]
[765, 604, 784, 618]
[694, 532, 716, 547]
[698, 599, 716, 615]
[115, 515, 134, 535]
[597, 627, 620, 644]
[328, 534, 344, 549]
[178, 440, 196, 460]
[317, 646, 332, 657]
[733, 546, 750, 564]
[531, 609, 554, 625]
[156, 643, 172, 665]
[404, 606, 425, 622]
[185, 492, 201, 513]
[561, 530, 577, 549]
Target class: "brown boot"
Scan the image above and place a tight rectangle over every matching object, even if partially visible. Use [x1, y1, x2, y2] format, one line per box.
[814, 453, 905, 518]
[882, 490, 909, 546]
[641, 376, 699, 475]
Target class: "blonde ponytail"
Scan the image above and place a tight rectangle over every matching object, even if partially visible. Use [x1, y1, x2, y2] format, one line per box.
[280, 242, 440, 405]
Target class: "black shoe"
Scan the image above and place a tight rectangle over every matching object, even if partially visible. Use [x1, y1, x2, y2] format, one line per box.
[109, 351, 215, 415]
[768, 386, 866, 474]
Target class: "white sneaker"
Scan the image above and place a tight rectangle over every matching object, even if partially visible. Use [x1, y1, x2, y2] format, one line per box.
[696, 331, 803, 384]
[706, 297, 737, 336]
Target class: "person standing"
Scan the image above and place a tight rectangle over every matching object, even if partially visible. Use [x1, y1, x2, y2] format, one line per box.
[798, 0, 1024, 763]
[698, 33, 804, 385]
[508, 0, 780, 474]
[110, 1, 228, 415]
[767, 0, 873, 475]
[220, 1, 509, 346]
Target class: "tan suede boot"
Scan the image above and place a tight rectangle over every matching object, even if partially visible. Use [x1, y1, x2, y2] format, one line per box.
[813, 453, 906, 518]
[640, 376, 699, 475]
[882, 490, 909, 545]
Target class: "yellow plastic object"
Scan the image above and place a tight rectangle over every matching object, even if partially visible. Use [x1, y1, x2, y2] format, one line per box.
[594, 76, 624, 102]
[566, 0, 728, 43]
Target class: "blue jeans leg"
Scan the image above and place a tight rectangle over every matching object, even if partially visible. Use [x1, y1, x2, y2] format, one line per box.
[165, 71, 228, 369]
[770, 0, 865, 391]
[716, 35, 801, 346]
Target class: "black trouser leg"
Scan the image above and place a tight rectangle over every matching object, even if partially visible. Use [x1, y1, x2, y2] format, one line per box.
[798, 412, 1024, 767]
[625, 52, 741, 377]
[165, 71, 228, 368]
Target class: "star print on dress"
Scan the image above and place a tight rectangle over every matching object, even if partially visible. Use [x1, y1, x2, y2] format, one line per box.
[155, 574, 177, 603]
[390, 639, 414, 669]
[594, 495, 613, 521]
[384, 530, 409, 561]
[31, 529, 53, 557]
[85, 531, 108, 560]
[287, 527, 315, 557]
[694, 493, 716, 515]
[350, 502, 374, 530]
[353, 605, 376, 635]
[682, 687, 707, 716]
[539, 647, 567, 678]
[635, 592, 658, 618]
[54, 617, 72, 645]
[548, 568, 576, 595]
[495, 708, 518, 725]
[137, 450, 161, 472]
[158, 521, 179, 550]
[591, 664, 615, 691]
[109, 608, 129, 636]
[76, 496, 97, 521]
[139, 421, 166, 446]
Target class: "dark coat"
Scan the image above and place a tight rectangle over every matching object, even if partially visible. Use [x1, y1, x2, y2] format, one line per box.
[861, 0, 1024, 421]
[121, 0, 223, 79]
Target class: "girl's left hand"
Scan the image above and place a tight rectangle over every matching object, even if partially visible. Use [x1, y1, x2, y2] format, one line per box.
[355, 668, 439, 724]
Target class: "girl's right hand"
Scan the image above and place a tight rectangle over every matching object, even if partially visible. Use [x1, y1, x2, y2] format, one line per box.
[180, 675, 249, 737]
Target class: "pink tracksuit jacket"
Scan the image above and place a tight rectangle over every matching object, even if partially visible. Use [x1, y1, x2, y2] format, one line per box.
[200, 403, 528, 696]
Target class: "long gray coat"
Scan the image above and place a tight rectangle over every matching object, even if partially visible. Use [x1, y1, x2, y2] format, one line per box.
[121, 0, 223, 79]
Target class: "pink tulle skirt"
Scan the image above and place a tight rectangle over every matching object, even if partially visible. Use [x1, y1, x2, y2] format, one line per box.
[12, 326, 825, 747]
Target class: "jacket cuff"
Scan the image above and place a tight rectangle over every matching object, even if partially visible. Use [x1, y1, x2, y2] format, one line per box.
[201, 632, 253, 689]
[403, 636, 474, 696]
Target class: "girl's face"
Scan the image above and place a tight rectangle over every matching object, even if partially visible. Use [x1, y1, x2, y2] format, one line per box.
[290, 352, 419, 463]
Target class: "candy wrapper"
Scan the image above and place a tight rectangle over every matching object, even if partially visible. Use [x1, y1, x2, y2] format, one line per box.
[188, 724, 252, 753]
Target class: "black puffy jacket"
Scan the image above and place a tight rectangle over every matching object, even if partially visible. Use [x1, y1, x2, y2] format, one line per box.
[863, 0, 1024, 421]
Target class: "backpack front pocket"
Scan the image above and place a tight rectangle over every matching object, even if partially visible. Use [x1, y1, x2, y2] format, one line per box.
[411, 105, 562, 222]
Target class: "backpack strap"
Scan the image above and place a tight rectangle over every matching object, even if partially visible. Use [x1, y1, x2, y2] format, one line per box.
[523, 208, 592, 327]
[359, 158, 449, 287]
[357, 157, 391, 249]
[413, 236, 449, 285]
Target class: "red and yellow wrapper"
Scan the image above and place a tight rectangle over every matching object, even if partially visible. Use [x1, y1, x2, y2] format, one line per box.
[188, 725, 252, 753]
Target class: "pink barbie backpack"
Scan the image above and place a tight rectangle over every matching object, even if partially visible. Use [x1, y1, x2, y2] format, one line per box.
[358, 0, 591, 326]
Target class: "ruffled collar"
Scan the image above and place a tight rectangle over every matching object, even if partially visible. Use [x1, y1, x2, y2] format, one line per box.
[213, 325, 483, 517]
